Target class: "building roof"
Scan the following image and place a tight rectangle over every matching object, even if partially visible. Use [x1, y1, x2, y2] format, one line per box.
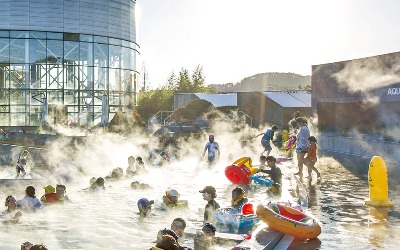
[264, 91, 311, 107]
[195, 93, 237, 107]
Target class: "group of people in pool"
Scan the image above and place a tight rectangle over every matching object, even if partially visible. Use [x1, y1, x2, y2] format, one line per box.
[258, 112, 321, 180]
[4, 126, 317, 249]
[2, 185, 70, 221]
[2, 185, 70, 249]
[138, 184, 253, 250]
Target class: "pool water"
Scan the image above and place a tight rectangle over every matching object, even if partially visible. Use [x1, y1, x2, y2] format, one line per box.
[1, 134, 400, 249]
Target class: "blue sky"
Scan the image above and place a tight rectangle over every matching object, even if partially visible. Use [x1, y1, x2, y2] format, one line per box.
[136, 0, 400, 89]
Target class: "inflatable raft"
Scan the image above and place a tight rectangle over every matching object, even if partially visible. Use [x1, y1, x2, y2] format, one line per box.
[256, 203, 321, 239]
[250, 173, 274, 186]
[214, 204, 259, 229]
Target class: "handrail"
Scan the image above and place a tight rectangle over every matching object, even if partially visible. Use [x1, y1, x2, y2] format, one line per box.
[238, 110, 253, 127]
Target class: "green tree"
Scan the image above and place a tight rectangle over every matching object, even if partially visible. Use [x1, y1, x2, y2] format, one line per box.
[136, 86, 174, 122]
[192, 65, 206, 92]
[166, 71, 176, 89]
[175, 68, 192, 93]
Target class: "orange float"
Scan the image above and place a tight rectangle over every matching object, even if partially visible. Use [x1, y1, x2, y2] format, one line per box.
[256, 203, 321, 239]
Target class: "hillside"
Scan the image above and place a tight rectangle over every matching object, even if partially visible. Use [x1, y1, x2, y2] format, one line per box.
[208, 72, 311, 92]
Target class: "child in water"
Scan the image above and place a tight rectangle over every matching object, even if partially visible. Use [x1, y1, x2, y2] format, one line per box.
[231, 187, 248, 210]
[162, 189, 180, 208]
[137, 198, 154, 217]
[304, 136, 321, 179]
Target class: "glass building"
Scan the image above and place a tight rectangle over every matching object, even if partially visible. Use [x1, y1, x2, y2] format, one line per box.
[0, 0, 138, 126]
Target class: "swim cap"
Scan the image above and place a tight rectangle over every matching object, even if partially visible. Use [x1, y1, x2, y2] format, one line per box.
[167, 189, 180, 197]
[137, 198, 154, 207]
[203, 223, 216, 232]
[43, 185, 55, 193]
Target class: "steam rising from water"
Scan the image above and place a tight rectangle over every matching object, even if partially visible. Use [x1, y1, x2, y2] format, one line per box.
[2, 111, 294, 249]
[333, 53, 400, 95]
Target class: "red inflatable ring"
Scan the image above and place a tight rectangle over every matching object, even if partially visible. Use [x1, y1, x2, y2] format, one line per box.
[225, 164, 252, 185]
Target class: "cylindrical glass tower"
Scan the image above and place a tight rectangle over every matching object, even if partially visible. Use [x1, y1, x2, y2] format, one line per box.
[0, 0, 138, 126]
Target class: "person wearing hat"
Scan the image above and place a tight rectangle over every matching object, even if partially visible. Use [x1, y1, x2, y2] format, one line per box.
[40, 185, 58, 204]
[256, 125, 278, 156]
[162, 189, 180, 208]
[17, 186, 41, 210]
[199, 186, 220, 224]
[3, 195, 22, 223]
[203, 134, 220, 166]
[231, 187, 248, 210]
[137, 198, 154, 217]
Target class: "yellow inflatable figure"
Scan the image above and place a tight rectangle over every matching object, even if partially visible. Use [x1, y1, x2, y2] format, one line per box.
[365, 156, 394, 207]
[280, 129, 289, 150]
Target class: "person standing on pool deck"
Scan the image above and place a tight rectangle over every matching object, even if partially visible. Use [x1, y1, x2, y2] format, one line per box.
[294, 117, 310, 177]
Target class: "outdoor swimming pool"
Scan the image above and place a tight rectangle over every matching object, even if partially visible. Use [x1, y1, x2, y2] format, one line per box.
[1, 135, 400, 249]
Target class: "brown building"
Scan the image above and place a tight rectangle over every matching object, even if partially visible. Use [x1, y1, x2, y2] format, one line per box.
[312, 52, 400, 133]
[237, 91, 311, 128]
[174, 91, 311, 129]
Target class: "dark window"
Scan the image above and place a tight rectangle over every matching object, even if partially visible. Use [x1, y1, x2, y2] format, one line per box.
[63, 33, 80, 41]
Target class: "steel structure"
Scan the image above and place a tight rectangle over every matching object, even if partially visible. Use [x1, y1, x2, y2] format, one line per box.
[0, 0, 138, 126]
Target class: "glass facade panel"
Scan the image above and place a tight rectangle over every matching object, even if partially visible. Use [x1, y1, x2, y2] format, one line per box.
[30, 39, 47, 63]
[30, 31, 46, 39]
[109, 45, 121, 69]
[46, 64, 64, 89]
[0, 114, 10, 126]
[0, 65, 10, 88]
[94, 36, 108, 44]
[10, 39, 27, 64]
[0, 89, 10, 104]
[65, 65, 79, 90]
[80, 42, 93, 66]
[47, 40, 63, 63]
[9, 65, 28, 88]
[94, 43, 108, 67]
[48, 90, 64, 103]
[121, 69, 131, 92]
[121, 46, 130, 70]
[0, 38, 9, 63]
[80, 35, 93, 42]
[109, 68, 120, 91]
[0, 31, 10, 38]
[47, 32, 63, 40]
[94, 67, 108, 90]
[64, 41, 80, 64]
[64, 90, 78, 105]
[10, 113, 25, 126]
[29, 113, 41, 126]
[10, 90, 27, 105]
[10, 31, 29, 39]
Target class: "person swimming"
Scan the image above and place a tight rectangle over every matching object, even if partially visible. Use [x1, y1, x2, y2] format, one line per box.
[231, 187, 248, 210]
[137, 198, 154, 217]
[162, 189, 180, 208]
